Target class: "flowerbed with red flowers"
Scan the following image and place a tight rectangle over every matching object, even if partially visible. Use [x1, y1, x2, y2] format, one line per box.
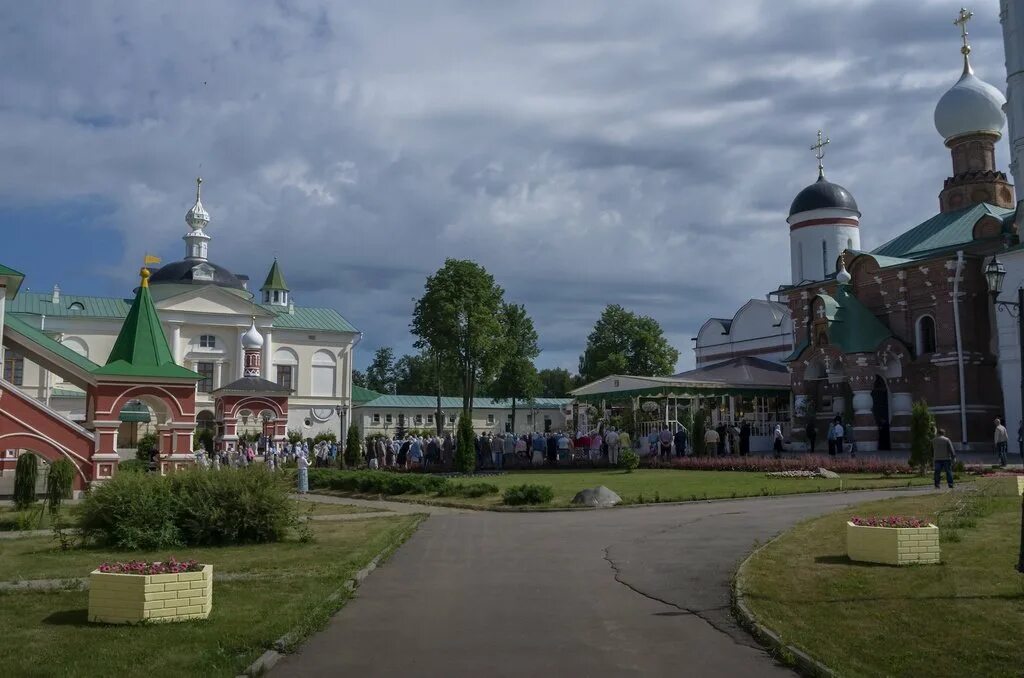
[645, 454, 913, 475]
[97, 556, 202, 575]
[849, 515, 927, 528]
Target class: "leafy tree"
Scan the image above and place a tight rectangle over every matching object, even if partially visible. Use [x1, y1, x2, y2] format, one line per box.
[46, 458, 75, 515]
[909, 400, 936, 472]
[490, 303, 541, 433]
[352, 369, 367, 388]
[13, 453, 38, 509]
[538, 367, 574, 397]
[394, 351, 462, 396]
[578, 304, 679, 383]
[366, 347, 397, 394]
[411, 259, 505, 418]
[344, 423, 362, 468]
[136, 432, 159, 463]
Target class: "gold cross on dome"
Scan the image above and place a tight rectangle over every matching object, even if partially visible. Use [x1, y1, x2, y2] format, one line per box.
[955, 7, 973, 55]
[810, 130, 830, 178]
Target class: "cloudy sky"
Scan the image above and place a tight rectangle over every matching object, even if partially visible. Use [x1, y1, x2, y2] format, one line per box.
[0, 0, 1009, 372]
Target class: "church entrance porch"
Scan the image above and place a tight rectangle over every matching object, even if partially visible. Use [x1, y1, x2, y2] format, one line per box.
[872, 375, 891, 451]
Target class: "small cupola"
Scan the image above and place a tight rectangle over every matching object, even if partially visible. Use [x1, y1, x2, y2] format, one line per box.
[260, 258, 290, 306]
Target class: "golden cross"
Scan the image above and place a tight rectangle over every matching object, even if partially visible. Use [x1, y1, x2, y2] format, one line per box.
[954, 7, 973, 56]
[810, 130, 830, 178]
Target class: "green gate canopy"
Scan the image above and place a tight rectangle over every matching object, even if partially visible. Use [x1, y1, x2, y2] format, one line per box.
[118, 401, 151, 423]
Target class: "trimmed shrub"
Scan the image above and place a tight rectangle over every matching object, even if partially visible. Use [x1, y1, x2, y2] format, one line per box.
[455, 415, 476, 474]
[619, 449, 640, 473]
[909, 399, 936, 472]
[136, 432, 159, 462]
[502, 483, 554, 505]
[344, 423, 362, 468]
[437, 482, 499, 498]
[13, 454, 38, 510]
[307, 469, 448, 495]
[79, 467, 296, 550]
[45, 458, 75, 514]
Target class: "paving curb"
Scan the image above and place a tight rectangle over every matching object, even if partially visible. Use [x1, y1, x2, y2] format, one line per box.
[731, 534, 836, 677]
[237, 514, 425, 677]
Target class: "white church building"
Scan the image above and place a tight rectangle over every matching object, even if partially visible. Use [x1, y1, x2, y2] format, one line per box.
[2, 179, 360, 449]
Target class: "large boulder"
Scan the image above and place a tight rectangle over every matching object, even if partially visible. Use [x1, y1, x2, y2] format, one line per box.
[571, 485, 622, 508]
[817, 467, 840, 479]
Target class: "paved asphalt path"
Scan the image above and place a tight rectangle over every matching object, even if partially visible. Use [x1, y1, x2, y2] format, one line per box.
[272, 487, 933, 678]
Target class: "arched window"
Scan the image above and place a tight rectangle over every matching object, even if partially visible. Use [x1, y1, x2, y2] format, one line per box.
[821, 241, 828, 278]
[797, 242, 804, 281]
[311, 350, 336, 397]
[274, 347, 299, 391]
[61, 336, 89, 358]
[917, 316, 937, 354]
[3, 350, 24, 386]
[847, 238, 853, 252]
[68, 301, 85, 311]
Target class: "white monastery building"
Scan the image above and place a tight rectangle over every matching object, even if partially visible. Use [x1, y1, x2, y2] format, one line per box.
[2, 179, 360, 448]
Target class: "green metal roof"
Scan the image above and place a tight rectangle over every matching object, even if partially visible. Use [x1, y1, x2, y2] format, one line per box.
[119, 400, 151, 422]
[3, 313, 101, 374]
[9, 291, 132, 318]
[261, 259, 289, 291]
[358, 395, 572, 410]
[0, 263, 25, 299]
[872, 203, 1014, 260]
[815, 284, 893, 354]
[51, 386, 86, 398]
[93, 274, 199, 380]
[258, 305, 358, 333]
[352, 385, 382, 403]
[782, 338, 810, 363]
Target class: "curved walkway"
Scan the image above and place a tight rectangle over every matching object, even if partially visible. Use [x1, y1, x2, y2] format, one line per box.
[272, 487, 933, 677]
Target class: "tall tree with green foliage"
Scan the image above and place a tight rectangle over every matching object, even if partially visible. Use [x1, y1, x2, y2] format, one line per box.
[411, 259, 505, 419]
[490, 303, 541, 433]
[455, 415, 476, 473]
[344, 423, 362, 468]
[352, 369, 367, 388]
[538, 367, 574, 397]
[578, 304, 679, 383]
[13, 453, 38, 509]
[909, 399, 936, 472]
[366, 347, 397, 394]
[46, 458, 75, 515]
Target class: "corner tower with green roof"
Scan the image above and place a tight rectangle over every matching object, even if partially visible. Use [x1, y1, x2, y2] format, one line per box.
[260, 258, 290, 307]
[92, 268, 199, 380]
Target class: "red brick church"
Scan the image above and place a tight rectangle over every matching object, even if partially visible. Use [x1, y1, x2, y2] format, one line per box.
[781, 16, 1015, 452]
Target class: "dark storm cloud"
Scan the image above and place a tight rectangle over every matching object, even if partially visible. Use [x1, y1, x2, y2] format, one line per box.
[0, 0, 1008, 372]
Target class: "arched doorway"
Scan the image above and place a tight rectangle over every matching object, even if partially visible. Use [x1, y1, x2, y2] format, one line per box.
[872, 375, 891, 451]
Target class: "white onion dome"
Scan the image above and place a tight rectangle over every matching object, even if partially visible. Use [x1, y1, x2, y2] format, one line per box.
[934, 64, 1006, 142]
[836, 259, 852, 285]
[185, 177, 210, 230]
[241, 318, 264, 350]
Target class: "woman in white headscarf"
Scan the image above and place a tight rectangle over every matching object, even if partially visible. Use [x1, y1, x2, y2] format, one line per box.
[772, 424, 784, 459]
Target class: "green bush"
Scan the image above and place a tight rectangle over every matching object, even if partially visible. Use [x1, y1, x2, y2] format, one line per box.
[194, 428, 214, 455]
[78, 467, 296, 550]
[502, 483, 554, 505]
[437, 482, 499, 498]
[45, 458, 75, 514]
[287, 429, 304, 444]
[619, 448, 640, 473]
[117, 459, 150, 474]
[13, 454, 38, 510]
[136, 432, 159, 462]
[455, 415, 476, 474]
[909, 399, 936, 472]
[313, 432, 337, 445]
[307, 469, 448, 496]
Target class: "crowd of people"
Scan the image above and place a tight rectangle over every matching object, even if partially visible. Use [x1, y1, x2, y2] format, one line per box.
[191, 439, 339, 473]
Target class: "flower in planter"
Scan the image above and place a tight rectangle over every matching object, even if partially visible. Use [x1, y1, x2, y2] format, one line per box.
[97, 558, 202, 575]
[850, 515, 926, 528]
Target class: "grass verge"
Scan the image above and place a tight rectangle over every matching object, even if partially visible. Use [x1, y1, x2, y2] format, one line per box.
[737, 477, 1024, 678]
[0, 515, 423, 678]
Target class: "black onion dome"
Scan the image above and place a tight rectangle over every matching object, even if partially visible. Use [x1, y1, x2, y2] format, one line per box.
[148, 259, 246, 290]
[789, 175, 859, 217]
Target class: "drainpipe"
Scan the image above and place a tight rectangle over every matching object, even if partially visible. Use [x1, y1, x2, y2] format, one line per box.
[952, 251, 968, 449]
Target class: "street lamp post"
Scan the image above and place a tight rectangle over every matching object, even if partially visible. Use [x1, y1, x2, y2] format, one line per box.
[335, 404, 345, 467]
[983, 256, 1024, 574]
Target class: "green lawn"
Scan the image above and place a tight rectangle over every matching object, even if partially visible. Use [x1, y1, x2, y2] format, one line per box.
[0, 516, 422, 677]
[372, 469, 934, 509]
[738, 477, 1024, 678]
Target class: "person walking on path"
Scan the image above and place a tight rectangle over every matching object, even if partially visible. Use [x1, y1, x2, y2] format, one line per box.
[931, 428, 956, 489]
[994, 417, 1009, 466]
[296, 454, 310, 494]
[704, 426, 720, 457]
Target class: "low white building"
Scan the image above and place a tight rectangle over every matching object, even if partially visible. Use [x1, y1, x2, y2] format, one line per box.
[354, 395, 572, 437]
[1, 179, 360, 448]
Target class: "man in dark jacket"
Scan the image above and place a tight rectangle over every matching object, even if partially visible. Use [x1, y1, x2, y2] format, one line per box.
[806, 420, 817, 453]
[546, 434, 558, 466]
[673, 428, 688, 457]
[739, 421, 751, 456]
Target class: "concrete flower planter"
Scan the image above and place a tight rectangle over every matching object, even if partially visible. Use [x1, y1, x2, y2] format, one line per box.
[846, 522, 940, 566]
[88, 564, 213, 624]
